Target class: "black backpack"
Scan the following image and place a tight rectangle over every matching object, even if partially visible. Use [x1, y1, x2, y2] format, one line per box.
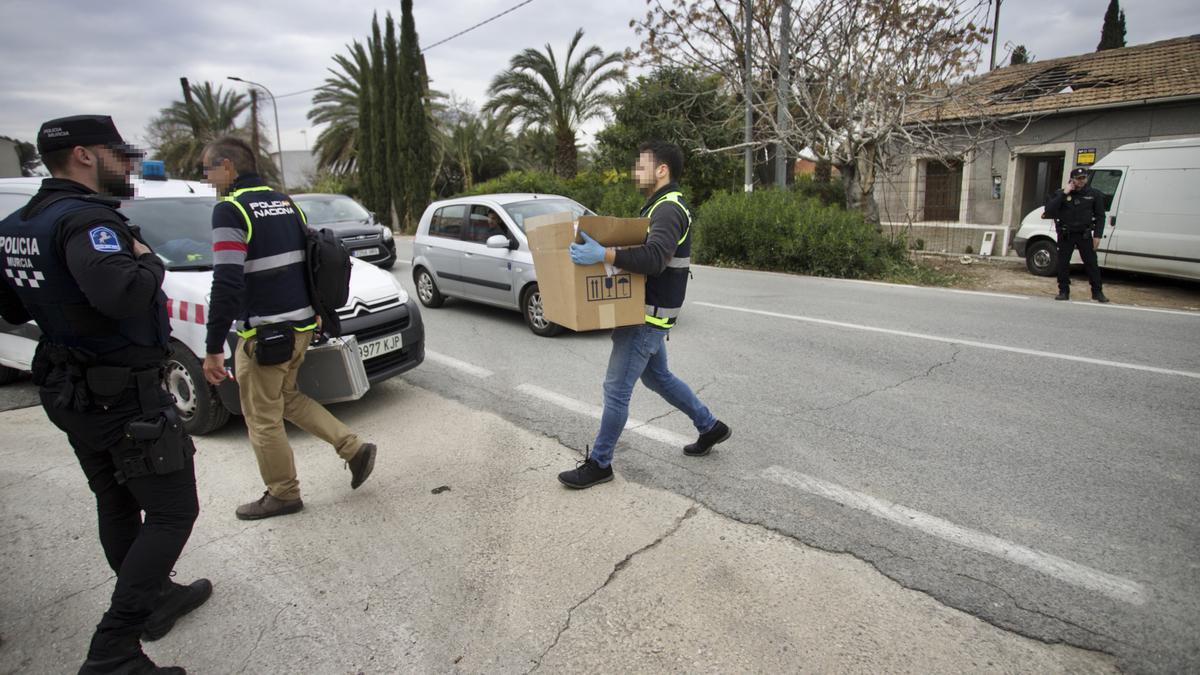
[297, 223, 352, 336]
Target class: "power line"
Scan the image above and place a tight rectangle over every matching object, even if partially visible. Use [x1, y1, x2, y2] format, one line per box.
[421, 0, 535, 52]
[258, 0, 536, 102]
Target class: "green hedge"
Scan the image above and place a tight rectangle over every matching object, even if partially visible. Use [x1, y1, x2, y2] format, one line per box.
[462, 170, 644, 218]
[694, 188, 907, 279]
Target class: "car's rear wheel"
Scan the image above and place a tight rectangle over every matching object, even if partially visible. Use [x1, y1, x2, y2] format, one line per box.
[164, 342, 230, 436]
[522, 283, 563, 337]
[1026, 239, 1058, 276]
[414, 266, 444, 308]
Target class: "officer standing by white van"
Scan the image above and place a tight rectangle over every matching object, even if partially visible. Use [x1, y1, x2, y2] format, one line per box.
[1045, 167, 1109, 303]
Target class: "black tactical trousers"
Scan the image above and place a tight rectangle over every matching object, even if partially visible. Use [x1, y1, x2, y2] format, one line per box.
[1056, 228, 1103, 295]
[39, 375, 199, 647]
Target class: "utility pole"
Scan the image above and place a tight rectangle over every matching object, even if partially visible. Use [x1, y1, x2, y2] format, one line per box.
[775, 1, 791, 188]
[228, 76, 285, 191]
[989, 0, 1002, 70]
[743, 0, 754, 192]
[249, 89, 261, 161]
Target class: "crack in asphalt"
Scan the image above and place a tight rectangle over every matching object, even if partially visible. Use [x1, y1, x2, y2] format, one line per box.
[238, 604, 289, 674]
[524, 504, 699, 674]
[807, 348, 962, 413]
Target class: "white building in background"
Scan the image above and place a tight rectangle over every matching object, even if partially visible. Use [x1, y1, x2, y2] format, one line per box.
[269, 149, 318, 191]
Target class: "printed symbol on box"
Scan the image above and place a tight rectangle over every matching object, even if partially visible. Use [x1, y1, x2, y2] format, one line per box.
[586, 274, 632, 302]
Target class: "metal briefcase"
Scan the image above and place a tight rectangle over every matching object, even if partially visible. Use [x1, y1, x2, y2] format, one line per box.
[296, 335, 371, 404]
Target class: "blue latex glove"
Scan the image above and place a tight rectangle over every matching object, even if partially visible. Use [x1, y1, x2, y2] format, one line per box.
[569, 231, 606, 265]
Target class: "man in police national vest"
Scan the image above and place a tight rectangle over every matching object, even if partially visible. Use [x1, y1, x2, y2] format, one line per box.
[0, 115, 209, 674]
[1044, 167, 1109, 303]
[198, 136, 377, 520]
[557, 140, 730, 489]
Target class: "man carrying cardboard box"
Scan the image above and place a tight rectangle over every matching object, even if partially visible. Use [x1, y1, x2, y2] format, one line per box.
[557, 141, 731, 489]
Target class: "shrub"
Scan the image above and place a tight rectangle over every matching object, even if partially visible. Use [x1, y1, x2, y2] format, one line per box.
[791, 173, 845, 206]
[694, 188, 907, 279]
[462, 169, 644, 217]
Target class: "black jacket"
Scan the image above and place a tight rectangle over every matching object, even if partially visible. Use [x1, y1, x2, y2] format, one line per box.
[1045, 185, 1106, 237]
[0, 179, 169, 365]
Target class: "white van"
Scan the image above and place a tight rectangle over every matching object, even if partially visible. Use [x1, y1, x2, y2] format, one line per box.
[1012, 137, 1200, 281]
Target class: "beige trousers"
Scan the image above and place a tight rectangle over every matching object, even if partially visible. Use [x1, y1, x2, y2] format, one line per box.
[235, 330, 361, 500]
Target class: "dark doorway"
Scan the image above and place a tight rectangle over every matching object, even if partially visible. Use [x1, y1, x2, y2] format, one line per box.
[1020, 154, 1064, 218]
[924, 159, 963, 221]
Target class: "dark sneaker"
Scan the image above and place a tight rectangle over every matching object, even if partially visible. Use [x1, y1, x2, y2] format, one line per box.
[143, 579, 213, 641]
[1054, 292, 1069, 301]
[80, 632, 186, 674]
[558, 458, 613, 489]
[1092, 291, 1110, 303]
[684, 420, 731, 457]
[235, 491, 303, 521]
[347, 443, 376, 489]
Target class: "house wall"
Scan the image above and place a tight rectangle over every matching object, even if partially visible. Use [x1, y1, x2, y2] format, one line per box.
[876, 100, 1200, 253]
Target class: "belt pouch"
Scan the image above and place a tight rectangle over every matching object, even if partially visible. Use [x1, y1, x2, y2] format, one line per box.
[254, 324, 294, 366]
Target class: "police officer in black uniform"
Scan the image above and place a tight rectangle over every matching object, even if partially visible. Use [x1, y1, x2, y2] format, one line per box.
[1044, 167, 1109, 303]
[0, 115, 210, 674]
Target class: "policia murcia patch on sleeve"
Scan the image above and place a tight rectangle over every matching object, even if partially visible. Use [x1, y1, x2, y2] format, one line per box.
[89, 226, 121, 252]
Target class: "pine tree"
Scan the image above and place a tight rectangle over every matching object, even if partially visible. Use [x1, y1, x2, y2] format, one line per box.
[367, 15, 389, 218]
[355, 26, 378, 215]
[1010, 45, 1031, 65]
[396, 0, 432, 230]
[1097, 0, 1127, 51]
[383, 15, 400, 229]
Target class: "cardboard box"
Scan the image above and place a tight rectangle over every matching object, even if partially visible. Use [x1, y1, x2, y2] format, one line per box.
[525, 212, 649, 332]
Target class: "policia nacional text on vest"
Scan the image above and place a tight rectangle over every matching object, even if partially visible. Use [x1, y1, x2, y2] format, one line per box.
[0, 189, 193, 481]
[640, 190, 692, 329]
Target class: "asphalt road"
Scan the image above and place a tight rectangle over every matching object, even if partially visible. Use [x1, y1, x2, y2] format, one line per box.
[2, 238, 1196, 671]
[390, 238, 1199, 673]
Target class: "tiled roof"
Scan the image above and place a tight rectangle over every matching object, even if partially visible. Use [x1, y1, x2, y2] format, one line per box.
[915, 35, 1200, 121]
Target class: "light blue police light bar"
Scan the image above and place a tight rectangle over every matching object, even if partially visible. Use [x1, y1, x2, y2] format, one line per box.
[141, 159, 167, 181]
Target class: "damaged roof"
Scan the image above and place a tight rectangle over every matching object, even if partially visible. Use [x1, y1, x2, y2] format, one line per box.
[918, 35, 1200, 121]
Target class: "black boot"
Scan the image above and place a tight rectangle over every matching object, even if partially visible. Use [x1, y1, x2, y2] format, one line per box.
[79, 632, 185, 674]
[143, 579, 212, 641]
[1092, 290, 1110, 303]
[1054, 291, 1069, 301]
[684, 421, 732, 457]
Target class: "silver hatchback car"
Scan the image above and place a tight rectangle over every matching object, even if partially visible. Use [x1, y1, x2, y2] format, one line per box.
[411, 193, 592, 336]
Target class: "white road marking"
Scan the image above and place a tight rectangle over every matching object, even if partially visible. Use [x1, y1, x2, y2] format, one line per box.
[694, 301, 1200, 380]
[759, 465, 1147, 605]
[510, 377, 1148, 605]
[424, 350, 494, 378]
[838, 277, 1032, 300]
[515, 383, 692, 447]
[1064, 299, 1200, 317]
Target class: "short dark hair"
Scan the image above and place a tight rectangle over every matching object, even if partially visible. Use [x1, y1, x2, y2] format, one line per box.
[204, 135, 257, 174]
[40, 147, 74, 174]
[637, 140, 684, 182]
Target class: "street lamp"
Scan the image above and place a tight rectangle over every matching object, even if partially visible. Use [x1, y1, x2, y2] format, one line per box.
[227, 76, 285, 191]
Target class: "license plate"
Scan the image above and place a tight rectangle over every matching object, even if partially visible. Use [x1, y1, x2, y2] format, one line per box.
[352, 247, 380, 258]
[358, 333, 402, 360]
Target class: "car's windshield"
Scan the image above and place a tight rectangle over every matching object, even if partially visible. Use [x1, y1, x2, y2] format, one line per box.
[121, 198, 216, 270]
[501, 199, 592, 232]
[293, 195, 371, 225]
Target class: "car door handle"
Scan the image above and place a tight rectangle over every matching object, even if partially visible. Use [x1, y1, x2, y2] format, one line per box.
[1109, 215, 1116, 227]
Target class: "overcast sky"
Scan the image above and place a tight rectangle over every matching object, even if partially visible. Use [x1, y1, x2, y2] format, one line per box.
[1, 0, 1195, 155]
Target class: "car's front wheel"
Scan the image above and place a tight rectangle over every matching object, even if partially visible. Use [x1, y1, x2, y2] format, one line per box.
[522, 284, 563, 337]
[164, 342, 230, 436]
[414, 266, 445, 308]
[1026, 239, 1058, 276]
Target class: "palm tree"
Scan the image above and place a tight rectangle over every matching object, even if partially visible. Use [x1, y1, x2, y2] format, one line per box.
[484, 28, 624, 178]
[148, 82, 277, 181]
[308, 43, 370, 175]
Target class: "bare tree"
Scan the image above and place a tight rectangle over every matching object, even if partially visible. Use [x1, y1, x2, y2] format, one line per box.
[631, 0, 996, 224]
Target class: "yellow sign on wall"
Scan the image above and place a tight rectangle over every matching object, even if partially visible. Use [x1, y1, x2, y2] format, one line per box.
[1076, 148, 1097, 165]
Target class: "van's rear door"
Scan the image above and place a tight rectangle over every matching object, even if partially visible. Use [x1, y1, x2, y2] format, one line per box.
[1087, 167, 1127, 266]
[1105, 166, 1200, 280]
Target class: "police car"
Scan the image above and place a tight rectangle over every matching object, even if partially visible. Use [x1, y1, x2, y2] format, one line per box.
[0, 166, 424, 434]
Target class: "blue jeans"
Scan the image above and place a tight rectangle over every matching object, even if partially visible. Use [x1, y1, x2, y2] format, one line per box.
[590, 324, 718, 467]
